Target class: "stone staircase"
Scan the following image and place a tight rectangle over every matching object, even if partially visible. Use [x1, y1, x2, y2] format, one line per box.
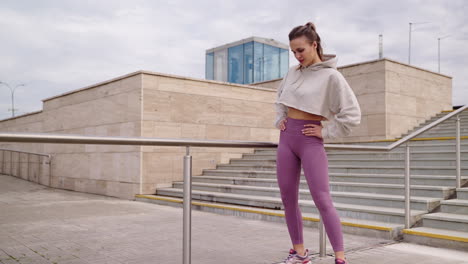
[137, 109, 468, 250]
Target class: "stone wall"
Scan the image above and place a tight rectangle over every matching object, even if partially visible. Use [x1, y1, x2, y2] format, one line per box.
[0, 71, 279, 199]
[0, 73, 143, 199]
[384, 60, 452, 139]
[140, 72, 278, 192]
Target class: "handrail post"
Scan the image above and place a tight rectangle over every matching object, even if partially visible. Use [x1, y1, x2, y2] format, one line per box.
[405, 143, 411, 229]
[183, 146, 192, 264]
[319, 216, 326, 257]
[27, 153, 30, 181]
[1, 150, 4, 174]
[10, 151, 13, 176]
[456, 115, 461, 189]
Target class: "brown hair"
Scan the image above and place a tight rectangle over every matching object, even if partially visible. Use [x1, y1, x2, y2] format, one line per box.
[288, 22, 323, 61]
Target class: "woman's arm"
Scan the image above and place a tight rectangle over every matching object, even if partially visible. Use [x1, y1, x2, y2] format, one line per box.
[321, 73, 361, 139]
[275, 71, 290, 129]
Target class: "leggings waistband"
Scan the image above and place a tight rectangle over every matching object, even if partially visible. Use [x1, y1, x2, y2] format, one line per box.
[284, 117, 322, 132]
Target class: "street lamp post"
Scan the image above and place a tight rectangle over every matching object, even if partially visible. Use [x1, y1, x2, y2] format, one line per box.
[0, 82, 25, 117]
[408, 22, 412, 64]
[408, 22, 430, 65]
[438, 35, 450, 73]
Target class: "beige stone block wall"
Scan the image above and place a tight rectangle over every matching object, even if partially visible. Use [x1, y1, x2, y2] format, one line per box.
[0, 112, 45, 153]
[384, 60, 452, 138]
[42, 75, 143, 199]
[141, 73, 278, 190]
[0, 74, 143, 199]
[252, 79, 282, 89]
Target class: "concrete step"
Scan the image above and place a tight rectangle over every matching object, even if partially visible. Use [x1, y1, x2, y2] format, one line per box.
[255, 144, 468, 156]
[422, 212, 468, 232]
[414, 129, 468, 136]
[327, 151, 468, 159]
[202, 170, 467, 187]
[457, 188, 468, 200]
[230, 157, 468, 167]
[329, 165, 468, 176]
[415, 132, 468, 138]
[246, 150, 468, 160]
[328, 159, 468, 167]
[413, 124, 468, 133]
[408, 122, 468, 133]
[440, 199, 468, 215]
[153, 188, 427, 225]
[411, 122, 468, 129]
[411, 113, 468, 126]
[175, 181, 453, 199]
[135, 194, 404, 240]
[216, 163, 468, 176]
[403, 227, 468, 251]
[190, 177, 441, 211]
[328, 174, 466, 187]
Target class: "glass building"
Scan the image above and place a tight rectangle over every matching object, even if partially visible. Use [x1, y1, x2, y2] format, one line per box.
[206, 37, 289, 85]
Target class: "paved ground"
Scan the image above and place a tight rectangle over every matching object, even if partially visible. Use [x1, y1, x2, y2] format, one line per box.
[1, 174, 468, 264]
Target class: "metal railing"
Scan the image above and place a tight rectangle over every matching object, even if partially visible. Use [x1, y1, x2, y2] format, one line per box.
[0, 105, 466, 263]
[0, 148, 51, 186]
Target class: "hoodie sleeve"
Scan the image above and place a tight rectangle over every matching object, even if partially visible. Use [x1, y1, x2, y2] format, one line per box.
[321, 72, 361, 139]
[274, 71, 289, 129]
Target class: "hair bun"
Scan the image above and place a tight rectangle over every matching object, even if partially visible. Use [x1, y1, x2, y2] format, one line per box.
[305, 22, 316, 31]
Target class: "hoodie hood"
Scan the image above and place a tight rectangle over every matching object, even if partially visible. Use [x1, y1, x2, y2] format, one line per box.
[300, 57, 337, 71]
[288, 57, 338, 89]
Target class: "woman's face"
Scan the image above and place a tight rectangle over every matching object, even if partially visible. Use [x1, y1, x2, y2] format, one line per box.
[290, 36, 319, 67]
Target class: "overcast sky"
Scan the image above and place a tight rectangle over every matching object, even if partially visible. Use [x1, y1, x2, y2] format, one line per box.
[0, 0, 467, 120]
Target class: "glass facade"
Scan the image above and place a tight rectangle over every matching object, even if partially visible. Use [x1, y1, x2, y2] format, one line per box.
[280, 48, 289, 77]
[253, 42, 264, 83]
[263, 44, 280, 81]
[243, 42, 254, 84]
[214, 49, 227, 82]
[205, 52, 214, 80]
[206, 39, 288, 85]
[228, 45, 244, 84]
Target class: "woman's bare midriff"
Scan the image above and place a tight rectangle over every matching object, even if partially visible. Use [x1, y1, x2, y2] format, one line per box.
[287, 107, 327, 121]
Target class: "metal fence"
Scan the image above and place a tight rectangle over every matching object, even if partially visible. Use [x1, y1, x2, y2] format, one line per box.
[0, 148, 51, 186]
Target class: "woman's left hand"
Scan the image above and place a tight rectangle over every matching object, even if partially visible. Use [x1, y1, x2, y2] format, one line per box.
[302, 124, 323, 138]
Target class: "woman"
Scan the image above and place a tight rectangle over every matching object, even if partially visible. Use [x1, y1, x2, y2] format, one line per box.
[276, 22, 361, 264]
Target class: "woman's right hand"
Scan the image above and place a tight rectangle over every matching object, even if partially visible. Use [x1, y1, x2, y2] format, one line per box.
[279, 118, 287, 131]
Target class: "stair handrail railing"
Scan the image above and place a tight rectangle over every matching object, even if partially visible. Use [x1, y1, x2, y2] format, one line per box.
[0, 148, 51, 157]
[0, 104, 465, 263]
[0, 148, 52, 186]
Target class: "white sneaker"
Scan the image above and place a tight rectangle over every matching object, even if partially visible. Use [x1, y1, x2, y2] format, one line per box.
[279, 249, 312, 264]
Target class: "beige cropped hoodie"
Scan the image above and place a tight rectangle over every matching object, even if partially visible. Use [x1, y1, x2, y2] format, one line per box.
[275, 57, 361, 139]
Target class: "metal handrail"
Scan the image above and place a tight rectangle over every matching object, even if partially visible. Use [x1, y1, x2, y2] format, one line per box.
[0, 105, 465, 263]
[0, 148, 51, 158]
[1, 148, 52, 188]
[0, 133, 278, 148]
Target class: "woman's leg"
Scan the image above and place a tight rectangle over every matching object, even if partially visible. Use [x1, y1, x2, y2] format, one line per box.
[301, 144, 345, 255]
[276, 133, 304, 252]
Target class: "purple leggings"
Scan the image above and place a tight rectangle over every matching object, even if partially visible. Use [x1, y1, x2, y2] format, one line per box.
[276, 117, 344, 252]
